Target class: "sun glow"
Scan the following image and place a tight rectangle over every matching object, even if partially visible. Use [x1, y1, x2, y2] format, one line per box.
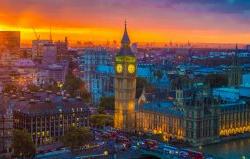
[1, 21, 250, 48]
[0, 24, 122, 45]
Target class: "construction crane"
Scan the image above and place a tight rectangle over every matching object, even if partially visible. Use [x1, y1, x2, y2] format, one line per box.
[32, 27, 40, 40]
[49, 25, 53, 43]
[32, 27, 41, 60]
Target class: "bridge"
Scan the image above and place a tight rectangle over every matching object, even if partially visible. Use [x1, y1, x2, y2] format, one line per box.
[138, 149, 179, 159]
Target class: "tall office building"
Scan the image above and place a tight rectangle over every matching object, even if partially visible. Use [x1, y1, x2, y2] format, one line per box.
[0, 95, 13, 158]
[0, 31, 20, 54]
[79, 48, 112, 104]
[114, 22, 137, 132]
[42, 43, 57, 66]
[32, 40, 51, 60]
[55, 37, 68, 61]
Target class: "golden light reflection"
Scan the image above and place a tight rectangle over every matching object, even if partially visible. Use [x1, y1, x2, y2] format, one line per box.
[220, 126, 250, 136]
[136, 111, 184, 140]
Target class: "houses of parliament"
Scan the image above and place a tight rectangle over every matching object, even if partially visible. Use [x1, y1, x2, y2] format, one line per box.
[114, 23, 250, 146]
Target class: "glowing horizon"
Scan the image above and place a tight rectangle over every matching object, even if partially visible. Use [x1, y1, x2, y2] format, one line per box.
[1, 0, 250, 46]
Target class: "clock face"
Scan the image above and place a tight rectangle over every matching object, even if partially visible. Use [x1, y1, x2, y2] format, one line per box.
[116, 64, 123, 73]
[128, 64, 135, 74]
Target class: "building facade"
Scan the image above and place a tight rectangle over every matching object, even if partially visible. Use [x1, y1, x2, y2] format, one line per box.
[114, 23, 137, 131]
[219, 100, 250, 137]
[32, 39, 51, 60]
[32, 40, 51, 60]
[0, 96, 13, 158]
[0, 31, 20, 54]
[182, 95, 219, 145]
[228, 45, 242, 87]
[135, 85, 250, 146]
[135, 101, 184, 141]
[42, 44, 57, 66]
[55, 37, 68, 61]
[13, 92, 90, 145]
[79, 48, 112, 104]
[113, 25, 250, 146]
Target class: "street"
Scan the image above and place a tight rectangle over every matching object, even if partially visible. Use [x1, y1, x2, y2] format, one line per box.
[35, 128, 215, 159]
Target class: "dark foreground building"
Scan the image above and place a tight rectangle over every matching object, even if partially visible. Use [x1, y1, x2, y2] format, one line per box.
[0, 95, 13, 158]
[13, 92, 90, 145]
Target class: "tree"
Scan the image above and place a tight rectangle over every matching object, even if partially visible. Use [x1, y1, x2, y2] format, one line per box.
[12, 129, 36, 158]
[136, 77, 155, 98]
[61, 126, 93, 150]
[90, 114, 113, 128]
[21, 50, 30, 58]
[98, 96, 114, 112]
[3, 84, 18, 93]
[27, 84, 39, 92]
[63, 73, 81, 95]
[154, 70, 163, 79]
[79, 90, 91, 103]
[68, 60, 78, 71]
[205, 74, 228, 88]
[63, 73, 91, 102]
[97, 106, 105, 114]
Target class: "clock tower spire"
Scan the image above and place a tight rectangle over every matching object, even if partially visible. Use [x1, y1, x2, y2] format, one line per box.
[114, 21, 137, 132]
[118, 21, 134, 56]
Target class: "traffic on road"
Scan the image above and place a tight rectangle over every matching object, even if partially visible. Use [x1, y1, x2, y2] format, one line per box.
[35, 127, 215, 159]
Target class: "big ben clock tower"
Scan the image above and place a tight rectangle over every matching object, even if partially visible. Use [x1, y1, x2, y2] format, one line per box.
[114, 22, 136, 132]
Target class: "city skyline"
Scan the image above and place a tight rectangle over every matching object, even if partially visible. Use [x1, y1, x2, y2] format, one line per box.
[1, 2, 250, 157]
[1, 0, 250, 45]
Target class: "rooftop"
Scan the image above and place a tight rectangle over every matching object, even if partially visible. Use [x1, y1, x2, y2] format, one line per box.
[15, 59, 36, 68]
[219, 100, 246, 108]
[138, 101, 183, 117]
[214, 87, 239, 93]
[3, 91, 90, 116]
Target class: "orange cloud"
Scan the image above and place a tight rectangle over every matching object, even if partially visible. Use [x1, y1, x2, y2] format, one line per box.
[0, 12, 250, 46]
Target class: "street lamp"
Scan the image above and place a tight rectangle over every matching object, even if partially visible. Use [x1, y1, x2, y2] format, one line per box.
[104, 150, 108, 156]
[57, 81, 63, 89]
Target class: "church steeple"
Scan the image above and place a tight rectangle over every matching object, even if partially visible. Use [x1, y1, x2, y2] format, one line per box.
[118, 21, 134, 56]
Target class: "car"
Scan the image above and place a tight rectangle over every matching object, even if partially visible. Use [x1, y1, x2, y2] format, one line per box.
[114, 144, 126, 151]
[204, 154, 214, 159]
[116, 135, 130, 143]
[179, 150, 189, 158]
[162, 146, 179, 155]
[131, 145, 138, 150]
[181, 149, 204, 159]
[137, 141, 144, 146]
[143, 139, 158, 150]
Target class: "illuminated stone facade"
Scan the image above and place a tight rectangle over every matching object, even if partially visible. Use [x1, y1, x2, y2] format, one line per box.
[114, 26, 250, 146]
[114, 23, 136, 131]
[136, 86, 250, 146]
[182, 96, 220, 145]
[219, 100, 250, 136]
[136, 102, 184, 140]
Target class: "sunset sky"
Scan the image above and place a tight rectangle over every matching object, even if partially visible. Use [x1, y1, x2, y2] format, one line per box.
[1, 0, 250, 45]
